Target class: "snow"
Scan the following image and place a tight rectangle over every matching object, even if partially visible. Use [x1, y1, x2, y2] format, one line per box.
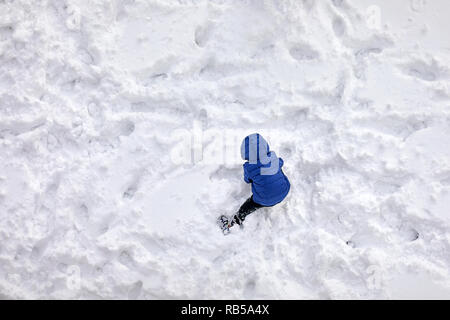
[1, 0, 450, 299]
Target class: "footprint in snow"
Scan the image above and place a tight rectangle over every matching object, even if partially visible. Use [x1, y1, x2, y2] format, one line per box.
[289, 43, 319, 61]
[194, 21, 215, 48]
[400, 59, 448, 82]
[332, 16, 346, 37]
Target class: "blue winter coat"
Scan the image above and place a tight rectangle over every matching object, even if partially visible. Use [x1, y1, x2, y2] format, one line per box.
[240, 133, 290, 206]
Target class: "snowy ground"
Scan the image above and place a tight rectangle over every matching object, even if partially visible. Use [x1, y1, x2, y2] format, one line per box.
[1, 0, 450, 299]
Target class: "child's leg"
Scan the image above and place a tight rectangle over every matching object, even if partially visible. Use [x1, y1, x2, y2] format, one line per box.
[233, 196, 264, 225]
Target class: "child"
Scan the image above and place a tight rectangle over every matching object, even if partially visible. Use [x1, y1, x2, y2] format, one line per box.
[219, 133, 290, 234]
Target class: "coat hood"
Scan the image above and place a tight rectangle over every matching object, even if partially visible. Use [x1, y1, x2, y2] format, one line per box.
[240, 133, 270, 161]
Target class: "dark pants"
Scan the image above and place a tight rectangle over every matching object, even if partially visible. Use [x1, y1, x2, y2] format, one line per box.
[236, 196, 264, 222]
